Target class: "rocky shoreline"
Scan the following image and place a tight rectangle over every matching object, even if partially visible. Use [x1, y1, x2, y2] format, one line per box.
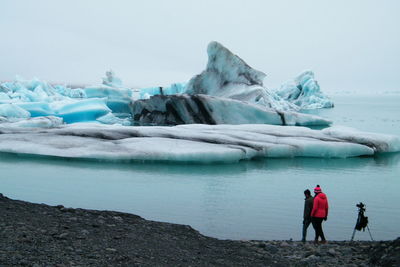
[0, 193, 398, 266]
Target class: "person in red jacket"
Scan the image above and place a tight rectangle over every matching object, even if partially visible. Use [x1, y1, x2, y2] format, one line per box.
[311, 185, 328, 244]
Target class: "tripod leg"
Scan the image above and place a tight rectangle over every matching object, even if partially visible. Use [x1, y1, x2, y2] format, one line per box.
[351, 227, 356, 242]
[366, 225, 374, 241]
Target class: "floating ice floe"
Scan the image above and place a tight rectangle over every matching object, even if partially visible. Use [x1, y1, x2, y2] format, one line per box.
[0, 123, 398, 163]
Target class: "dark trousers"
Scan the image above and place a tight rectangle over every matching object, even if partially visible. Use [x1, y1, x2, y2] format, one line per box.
[302, 219, 311, 241]
[311, 217, 326, 241]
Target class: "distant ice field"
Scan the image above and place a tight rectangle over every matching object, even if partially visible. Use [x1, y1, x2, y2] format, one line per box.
[1, 95, 399, 241]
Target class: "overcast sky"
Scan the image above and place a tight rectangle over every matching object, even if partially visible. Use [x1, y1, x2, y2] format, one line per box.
[1, 0, 399, 92]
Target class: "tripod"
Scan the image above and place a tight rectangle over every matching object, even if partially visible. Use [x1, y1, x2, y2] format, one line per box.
[350, 204, 374, 241]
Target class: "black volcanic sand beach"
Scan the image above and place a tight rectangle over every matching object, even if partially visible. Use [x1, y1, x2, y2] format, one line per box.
[0, 194, 398, 266]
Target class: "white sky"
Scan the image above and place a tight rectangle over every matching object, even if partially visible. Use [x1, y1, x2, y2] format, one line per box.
[1, 0, 399, 92]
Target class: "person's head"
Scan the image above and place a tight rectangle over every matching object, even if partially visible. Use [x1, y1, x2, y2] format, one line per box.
[314, 185, 322, 195]
[304, 189, 311, 197]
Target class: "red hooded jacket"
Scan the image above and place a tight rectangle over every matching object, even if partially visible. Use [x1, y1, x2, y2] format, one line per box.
[311, 193, 329, 218]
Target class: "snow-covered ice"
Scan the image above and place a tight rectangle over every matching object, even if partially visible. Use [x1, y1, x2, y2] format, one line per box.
[0, 123, 398, 163]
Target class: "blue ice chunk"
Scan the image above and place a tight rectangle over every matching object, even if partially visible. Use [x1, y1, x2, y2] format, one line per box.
[15, 102, 54, 117]
[82, 86, 133, 113]
[54, 98, 112, 123]
[0, 103, 31, 118]
[104, 99, 132, 113]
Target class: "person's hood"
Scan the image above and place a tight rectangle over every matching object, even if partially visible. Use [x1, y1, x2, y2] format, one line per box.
[317, 193, 327, 199]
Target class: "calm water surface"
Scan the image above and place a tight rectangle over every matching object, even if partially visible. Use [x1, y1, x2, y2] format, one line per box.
[1, 95, 399, 241]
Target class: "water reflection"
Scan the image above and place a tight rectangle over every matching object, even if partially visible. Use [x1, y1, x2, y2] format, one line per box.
[1, 152, 399, 175]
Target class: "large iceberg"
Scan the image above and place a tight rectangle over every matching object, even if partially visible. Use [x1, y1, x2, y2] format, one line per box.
[130, 42, 330, 126]
[277, 70, 334, 109]
[0, 123, 398, 163]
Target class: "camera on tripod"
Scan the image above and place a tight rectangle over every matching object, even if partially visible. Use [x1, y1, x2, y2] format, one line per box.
[355, 202, 368, 231]
[351, 202, 373, 241]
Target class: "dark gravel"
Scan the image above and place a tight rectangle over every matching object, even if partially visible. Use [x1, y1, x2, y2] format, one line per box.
[0, 193, 398, 266]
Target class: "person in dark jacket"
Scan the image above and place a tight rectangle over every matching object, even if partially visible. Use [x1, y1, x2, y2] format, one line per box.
[302, 189, 314, 242]
[311, 185, 329, 244]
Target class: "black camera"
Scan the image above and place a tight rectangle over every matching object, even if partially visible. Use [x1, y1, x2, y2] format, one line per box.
[356, 202, 365, 211]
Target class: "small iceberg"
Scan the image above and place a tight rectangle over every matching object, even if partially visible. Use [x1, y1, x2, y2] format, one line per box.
[277, 70, 334, 110]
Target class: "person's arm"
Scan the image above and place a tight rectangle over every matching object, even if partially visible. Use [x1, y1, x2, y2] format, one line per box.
[325, 199, 329, 218]
[304, 200, 311, 220]
[311, 198, 317, 217]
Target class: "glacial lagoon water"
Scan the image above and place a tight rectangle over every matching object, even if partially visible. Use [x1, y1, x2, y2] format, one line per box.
[1, 95, 399, 241]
